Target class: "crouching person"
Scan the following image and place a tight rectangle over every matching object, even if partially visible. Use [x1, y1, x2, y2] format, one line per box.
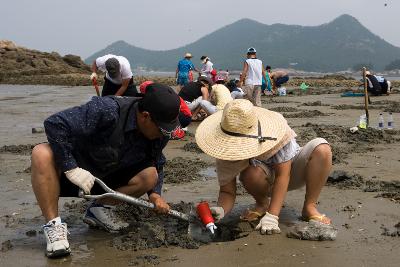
[31, 83, 181, 258]
[195, 99, 332, 235]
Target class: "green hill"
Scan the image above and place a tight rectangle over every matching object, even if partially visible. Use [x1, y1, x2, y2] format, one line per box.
[86, 14, 400, 72]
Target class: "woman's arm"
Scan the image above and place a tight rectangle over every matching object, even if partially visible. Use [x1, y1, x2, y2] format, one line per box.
[268, 161, 291, 216]
[217, 179, 237, 215]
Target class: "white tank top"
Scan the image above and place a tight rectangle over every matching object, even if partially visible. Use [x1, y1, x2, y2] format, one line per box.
[245, 58, 263, 85]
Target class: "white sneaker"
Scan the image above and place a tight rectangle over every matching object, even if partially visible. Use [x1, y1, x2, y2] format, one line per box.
[83, 202, 129, 232]
[43, 222, 70, 258]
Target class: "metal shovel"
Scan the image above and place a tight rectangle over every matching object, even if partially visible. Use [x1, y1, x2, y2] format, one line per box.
[79, 178, 212, 243]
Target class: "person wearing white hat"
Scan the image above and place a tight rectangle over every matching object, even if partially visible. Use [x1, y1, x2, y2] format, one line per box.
[200, 56, 214, 79]
[238, 47, 267, 107]
[195, 99, 332, 235]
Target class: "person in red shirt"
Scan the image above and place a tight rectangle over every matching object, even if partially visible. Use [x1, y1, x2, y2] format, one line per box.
[140, 81, 192, 139]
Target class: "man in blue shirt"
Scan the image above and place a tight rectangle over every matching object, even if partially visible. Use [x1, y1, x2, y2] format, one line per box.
[31, 84, 181, 258]
[175, 52, 199, 90]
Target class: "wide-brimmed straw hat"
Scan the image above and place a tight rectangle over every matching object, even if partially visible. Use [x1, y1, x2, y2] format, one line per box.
[184, 53, 193, 58]
[195, 99, 288, 160]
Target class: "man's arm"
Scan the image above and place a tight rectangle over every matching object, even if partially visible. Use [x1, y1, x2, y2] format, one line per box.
[147, 140, 170, 213]
[268, 161, 291, 216]
[115, 78, 130, 96]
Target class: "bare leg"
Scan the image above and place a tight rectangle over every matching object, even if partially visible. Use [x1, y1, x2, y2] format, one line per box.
[239, 166, 270, 214]
[302, 144, 332, 224]
[31, 144, 61, 222]
[97, 167, 158, 205]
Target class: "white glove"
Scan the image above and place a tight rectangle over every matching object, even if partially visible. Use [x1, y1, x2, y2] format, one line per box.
[210, 206, 225, 222]
[255, 212, 281, 235]
[65, 167, 95, 194]
[90, 72, 98, 81]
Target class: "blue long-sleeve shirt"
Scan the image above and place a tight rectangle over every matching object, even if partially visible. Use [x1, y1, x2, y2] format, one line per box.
[44, 96, 168, 195]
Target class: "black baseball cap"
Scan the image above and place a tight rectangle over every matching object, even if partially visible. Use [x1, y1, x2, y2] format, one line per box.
[140, 83, 181, 135]
[105, 57, 120, 78]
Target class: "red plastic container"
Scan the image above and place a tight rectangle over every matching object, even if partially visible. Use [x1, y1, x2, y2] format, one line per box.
[196, 201, 215, 225]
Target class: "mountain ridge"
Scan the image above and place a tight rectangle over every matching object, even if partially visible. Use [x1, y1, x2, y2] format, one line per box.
[86, 15, 400, 72]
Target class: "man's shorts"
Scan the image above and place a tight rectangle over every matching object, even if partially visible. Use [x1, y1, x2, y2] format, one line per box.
[253, 138, 329, 194]
[59, 161, 154, 197]
[177, 75, 189, 86]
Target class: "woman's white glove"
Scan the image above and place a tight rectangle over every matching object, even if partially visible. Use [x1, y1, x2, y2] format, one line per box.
[65, 167, 95, 194]
[90, 72, 98, 81]
[255, 212, 281, 235]
[210, 206, 225, 222]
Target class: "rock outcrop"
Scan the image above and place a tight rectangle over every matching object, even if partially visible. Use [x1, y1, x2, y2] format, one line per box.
[0, 40, 91, 85]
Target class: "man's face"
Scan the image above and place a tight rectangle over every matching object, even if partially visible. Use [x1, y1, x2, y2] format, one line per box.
[137, 111, 163, 140]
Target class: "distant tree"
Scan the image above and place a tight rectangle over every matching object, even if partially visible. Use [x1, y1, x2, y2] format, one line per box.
[352, 63, 374, 71]
[384, 59, 400, 71]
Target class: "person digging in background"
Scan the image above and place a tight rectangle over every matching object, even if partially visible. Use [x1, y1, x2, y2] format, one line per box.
[364, 70, 392, 96]
[178, 76, 213, 121]
[90, 54, 137, 96]
[227, 78, 245, 99]
[195, 99, 332, 235]
[268, 66, 289, 93]
[199, 74, 233, 115]
[31, 84, 180, 258]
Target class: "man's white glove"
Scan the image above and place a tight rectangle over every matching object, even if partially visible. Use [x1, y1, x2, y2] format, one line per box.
[65, 167, 95, 194]
[90, 72, 98, 81]
[210, 206, 225, 222]
[255, 212, 281, 235]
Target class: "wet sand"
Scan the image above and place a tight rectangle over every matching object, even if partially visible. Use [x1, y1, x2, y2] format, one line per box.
[0, 85, 399, 266]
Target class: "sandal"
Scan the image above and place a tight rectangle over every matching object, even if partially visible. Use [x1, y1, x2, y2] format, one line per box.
[302, 214, 331, 225]
[240, 210, 264, 222]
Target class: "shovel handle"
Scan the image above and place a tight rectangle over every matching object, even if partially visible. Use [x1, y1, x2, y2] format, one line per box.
[79, 178, 191, 222]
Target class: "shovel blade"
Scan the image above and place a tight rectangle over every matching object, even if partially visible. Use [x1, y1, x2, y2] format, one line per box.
[187, 208, 213, 243]
[188, 222, 213, 243]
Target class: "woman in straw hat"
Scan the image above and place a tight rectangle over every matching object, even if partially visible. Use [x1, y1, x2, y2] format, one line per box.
[195, 99, 332, 234]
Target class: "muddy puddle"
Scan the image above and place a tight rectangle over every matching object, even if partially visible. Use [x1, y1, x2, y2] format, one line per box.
[164, 157, 211, 184]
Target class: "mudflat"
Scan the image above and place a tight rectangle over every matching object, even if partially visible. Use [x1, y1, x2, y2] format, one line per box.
[0, 85, 399, 267]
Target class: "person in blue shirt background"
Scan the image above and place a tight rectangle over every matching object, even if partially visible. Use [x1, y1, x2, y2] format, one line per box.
[175, 53, 199, 91]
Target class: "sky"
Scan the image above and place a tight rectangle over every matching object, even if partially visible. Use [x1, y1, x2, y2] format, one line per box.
[0, 0, 398, 59]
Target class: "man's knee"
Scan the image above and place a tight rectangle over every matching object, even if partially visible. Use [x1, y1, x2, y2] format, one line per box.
[31, 143, 54, 169]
